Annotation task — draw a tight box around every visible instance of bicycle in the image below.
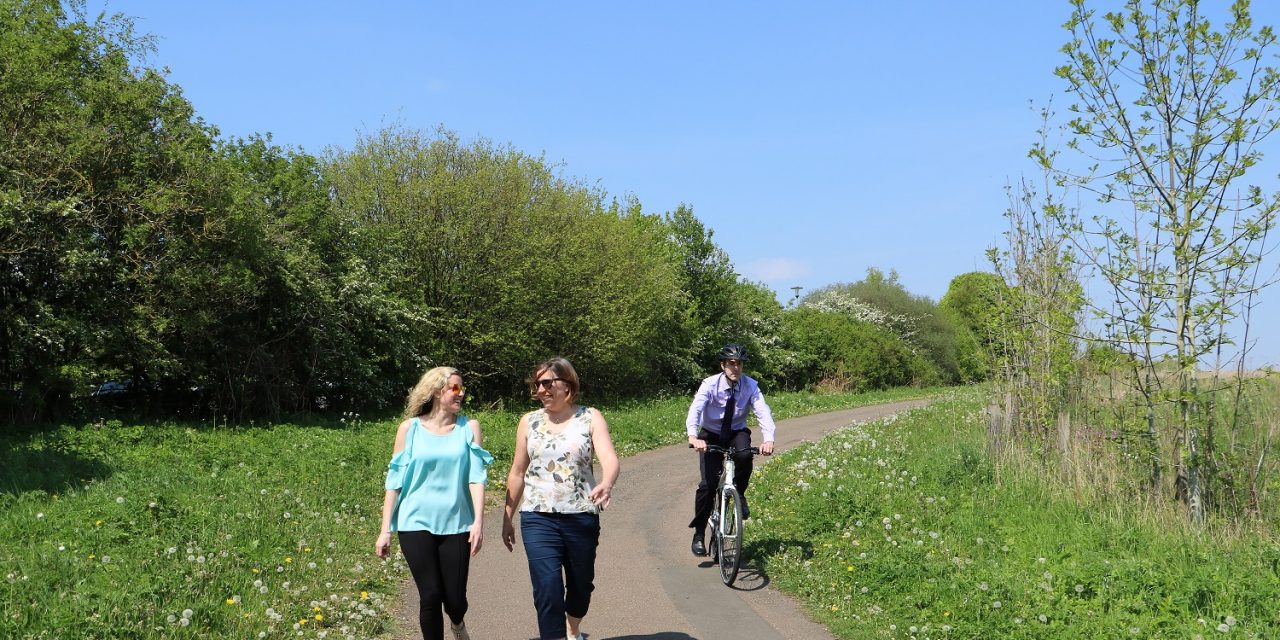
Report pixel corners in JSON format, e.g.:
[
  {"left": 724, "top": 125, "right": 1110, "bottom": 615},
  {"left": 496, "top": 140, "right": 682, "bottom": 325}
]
[{"left": 697, "top": 443, "right": 758, "bottom": 586}]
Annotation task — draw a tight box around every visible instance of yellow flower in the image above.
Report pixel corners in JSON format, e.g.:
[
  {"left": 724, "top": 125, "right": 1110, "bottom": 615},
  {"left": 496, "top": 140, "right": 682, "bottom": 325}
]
[
  {"left": 94, "top": 520, "right": 103, "bottom": 526},
  {"left": 285, "top": 557, "right": 292, "bottom": 563},
  {"left": 944, "top": 611, "right": 951, "bottom": 617},
  {"left": 831, "top": 605, "right": 839, "bottom": 612},
  {"left": 251, "top": 568, "right": 260, "bottom": 574},
  {"left": 360, "top": 591, "right": 369, "bottom": 600},
  {"left": 314, "top": 614, "right": 323, "bottom": 622},
  {"left": 87, "top": 554, "right": 95, "bottom": 560},
  {"left": 226, "top": 598, "right": 235, "bottom": 605},
  {"left": 847, "top": 565, "right": 854, "bottom": 571},
  {"left": 313, "top": 606, "right": 321, "bottom": 613},
  {"left": 297, "top": 619, "right": 306, "bottom": 625},
  {"left": 304, "top": 547, "right": 312, "bottom": 553}
]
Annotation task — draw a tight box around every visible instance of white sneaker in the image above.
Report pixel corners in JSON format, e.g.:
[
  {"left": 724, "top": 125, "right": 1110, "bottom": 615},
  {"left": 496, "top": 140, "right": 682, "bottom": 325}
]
[{"left": 449, "top": 622, "right": 471, "bottom": 640}]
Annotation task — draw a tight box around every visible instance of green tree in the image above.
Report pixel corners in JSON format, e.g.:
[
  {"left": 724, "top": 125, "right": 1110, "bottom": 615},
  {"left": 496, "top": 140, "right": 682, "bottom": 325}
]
[
  {"left": 1048, "top": 0, "right": 1280, "bottom": 522},
  {"left": 0, "top": 0, "right": 233, "bottom": 422}
]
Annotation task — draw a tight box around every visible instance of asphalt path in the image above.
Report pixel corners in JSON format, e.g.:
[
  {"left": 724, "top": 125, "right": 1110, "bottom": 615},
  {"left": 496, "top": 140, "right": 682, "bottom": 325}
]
[{"left": 389, "top": 398, "right": 932, "bottom": 640}]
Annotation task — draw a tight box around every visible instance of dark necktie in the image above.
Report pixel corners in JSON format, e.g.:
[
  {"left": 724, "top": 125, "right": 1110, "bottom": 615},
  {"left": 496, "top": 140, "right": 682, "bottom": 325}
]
[{"left": 719, "top": 384, "right": 736, "bottom": 443}]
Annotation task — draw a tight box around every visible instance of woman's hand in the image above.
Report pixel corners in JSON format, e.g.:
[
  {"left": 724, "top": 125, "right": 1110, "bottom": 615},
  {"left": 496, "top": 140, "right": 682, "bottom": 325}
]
[
  {"left": 468, "top": 522, "right": 483, "bottom": 557},
  {"left": 589, "top": 483, "right": 613, "bottom": 510},
  {"left": 374, "top": 532, "right": 392, "bottom": 558},
  {"left": 501, "top": 515, "right": 517, "bottom": 551}
]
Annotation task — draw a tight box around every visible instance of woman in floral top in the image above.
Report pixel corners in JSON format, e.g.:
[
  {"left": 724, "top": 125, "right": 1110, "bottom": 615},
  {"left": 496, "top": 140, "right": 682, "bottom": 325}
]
[{"left": 502, "top": 357, "right": 620, "bottom": 640}]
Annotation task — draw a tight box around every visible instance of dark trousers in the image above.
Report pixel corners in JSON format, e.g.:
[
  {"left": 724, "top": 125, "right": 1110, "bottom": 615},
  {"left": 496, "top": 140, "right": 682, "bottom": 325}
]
[
  {"left": 689, "top": 427, "right": 753, "bottom": 531},
  {"left": 398, "top": 530, "right": 470, "bottom": 640},
  {"left": 520, "top": 511, "right": 601, "bottom": 640}
]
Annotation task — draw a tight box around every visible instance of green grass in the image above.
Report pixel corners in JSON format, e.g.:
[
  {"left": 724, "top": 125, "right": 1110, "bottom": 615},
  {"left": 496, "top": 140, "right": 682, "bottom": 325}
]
[
  {"left": 748, "top": 387, "right": 1280, "bottom": 639},
  {"left": 0, "top": 385, "right": 939, "bottom": 639}
]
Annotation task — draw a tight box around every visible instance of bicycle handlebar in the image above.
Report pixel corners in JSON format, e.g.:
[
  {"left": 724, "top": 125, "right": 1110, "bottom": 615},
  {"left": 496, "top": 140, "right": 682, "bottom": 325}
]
[{"left": 689, "top": 443, "right": 760, "bottom": 455}]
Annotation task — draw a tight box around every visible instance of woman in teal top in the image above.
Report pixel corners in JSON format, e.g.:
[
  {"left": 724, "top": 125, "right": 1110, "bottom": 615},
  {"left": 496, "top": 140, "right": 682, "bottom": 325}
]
[{"left": 377, "top": 366, "right": 493, "bottom": 640}]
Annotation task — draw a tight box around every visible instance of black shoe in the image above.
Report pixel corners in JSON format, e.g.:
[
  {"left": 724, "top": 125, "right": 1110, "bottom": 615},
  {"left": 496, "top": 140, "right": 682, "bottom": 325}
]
[
  {"left": 741, "top": 496, "right": 750, "bottom": 519},
  {"left": 691, "top": 532, "right": 707, "bottom": 557}
]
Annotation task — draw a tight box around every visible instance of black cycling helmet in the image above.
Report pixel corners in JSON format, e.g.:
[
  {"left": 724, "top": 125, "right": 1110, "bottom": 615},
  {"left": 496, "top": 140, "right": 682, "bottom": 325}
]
[{"left": 717, "top": 343, "right": 749, "bottom": 361}]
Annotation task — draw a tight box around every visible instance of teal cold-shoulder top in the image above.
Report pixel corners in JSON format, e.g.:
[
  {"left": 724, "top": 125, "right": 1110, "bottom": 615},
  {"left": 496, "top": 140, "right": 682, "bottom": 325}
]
[{"left": 384, "top": 415, "right": 494, "bottom": 534}]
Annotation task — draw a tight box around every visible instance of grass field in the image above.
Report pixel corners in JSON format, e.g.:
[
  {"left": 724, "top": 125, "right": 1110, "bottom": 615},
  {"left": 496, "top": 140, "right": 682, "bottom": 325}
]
[
  {"left": 0, "top": 385, "right": 937, "bottom": 639},
  {"left": 748, "top": 387, "right": 1280, "bottom": 640}
]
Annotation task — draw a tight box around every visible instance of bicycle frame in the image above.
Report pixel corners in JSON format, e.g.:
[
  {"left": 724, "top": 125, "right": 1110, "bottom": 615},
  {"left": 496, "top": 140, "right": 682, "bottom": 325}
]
[{"left": 700, "top": 443, "right": 757, "bottom": 586}]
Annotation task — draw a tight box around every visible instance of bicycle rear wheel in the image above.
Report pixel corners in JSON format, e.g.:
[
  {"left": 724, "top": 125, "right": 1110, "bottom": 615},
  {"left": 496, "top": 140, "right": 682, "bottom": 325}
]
[{"left": 717, "top": 486, "right": 744, "bottom": 585}]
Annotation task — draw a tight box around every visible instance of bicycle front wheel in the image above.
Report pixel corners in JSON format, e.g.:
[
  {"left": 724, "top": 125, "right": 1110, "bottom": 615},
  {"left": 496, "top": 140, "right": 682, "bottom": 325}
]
[{"left": 717, "top": 486, "right": 744, "bottom": 585}]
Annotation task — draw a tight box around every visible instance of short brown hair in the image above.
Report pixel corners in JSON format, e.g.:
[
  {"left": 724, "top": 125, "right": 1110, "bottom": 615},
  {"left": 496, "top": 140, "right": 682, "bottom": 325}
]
[{"left": 527, "top": 357, "right": 580, "bottom": 402}]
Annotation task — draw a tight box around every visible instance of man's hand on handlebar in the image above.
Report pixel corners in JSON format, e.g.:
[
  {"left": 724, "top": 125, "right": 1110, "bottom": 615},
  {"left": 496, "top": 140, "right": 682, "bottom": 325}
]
[{"left": 689, "top": 436, "right": 707, "bottom": 452}]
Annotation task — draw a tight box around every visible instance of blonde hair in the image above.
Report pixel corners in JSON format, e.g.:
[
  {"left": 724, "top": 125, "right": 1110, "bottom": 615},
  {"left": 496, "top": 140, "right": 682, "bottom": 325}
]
[{"left": 402, "top": 366, "right": 459, "bottom": 420}]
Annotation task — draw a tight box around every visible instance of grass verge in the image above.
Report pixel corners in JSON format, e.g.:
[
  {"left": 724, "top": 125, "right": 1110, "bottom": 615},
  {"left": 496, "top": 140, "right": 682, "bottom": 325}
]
[{"left": 748, "top": 387, "right": 1280, "bottom": 639}]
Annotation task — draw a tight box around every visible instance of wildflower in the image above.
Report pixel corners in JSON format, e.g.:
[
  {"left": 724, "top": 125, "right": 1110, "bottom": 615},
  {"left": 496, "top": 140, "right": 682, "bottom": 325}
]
[
  {"left": 36, "top": 512, "right": 43, "bottom": 519},
  {"left": 1075, "top": 584, "right": 1084, "bottom": 593},
  {"left": 116, "top": 497, "right": 124, "bottom": 504},
  {"left": 992, "top": 601, "right": 1001, "bottom": 609},
  {"left": 1226, "top": 616, "right": 1237, "bottom": 626},
  {"left": 1217, "top": 623, "right": 1230, "bottom": 633},
  {"left": 182, "top": 609, "right": 193, "bottom": 619},
  {"left": 315, "top": 614, "right": 324, "bottom": 622},
  {"left": 226, "top": 598, "right": 236, "bottom": 605},
  {"left": 360, "top": 591, "right": 369, "bottom": 600}
]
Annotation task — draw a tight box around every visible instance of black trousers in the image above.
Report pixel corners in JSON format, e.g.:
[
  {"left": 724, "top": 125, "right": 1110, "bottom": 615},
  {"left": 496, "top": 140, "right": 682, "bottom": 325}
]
[
  {"left": 398, "top": 530, "right": 470, "bottom": 640},
  {"left": 689, "top": 427, "right": 753, "bottom": 531}
]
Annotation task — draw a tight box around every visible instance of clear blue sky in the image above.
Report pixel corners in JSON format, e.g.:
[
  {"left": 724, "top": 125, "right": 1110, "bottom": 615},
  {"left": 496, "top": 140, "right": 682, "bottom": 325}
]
[{"left": 91, "top": 1, "right": 1280, "bottom": 367}]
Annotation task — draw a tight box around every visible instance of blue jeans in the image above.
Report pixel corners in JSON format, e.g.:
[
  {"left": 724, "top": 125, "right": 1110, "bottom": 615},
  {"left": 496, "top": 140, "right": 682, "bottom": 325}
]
[{"left": 520, "top": 511, "right": 600, "bottom": 640}]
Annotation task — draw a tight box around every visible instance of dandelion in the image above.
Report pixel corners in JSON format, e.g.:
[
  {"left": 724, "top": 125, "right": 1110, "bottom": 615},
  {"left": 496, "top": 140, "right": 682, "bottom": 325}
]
[
  {"left": 182, "top": 609, "right": 193, "bottom": 619},
  {"left": 942, "top": 624, "right": 951, "bottom": 632},
  {"left": 36, "top": 512, "right": 43, "bottom": 519},
  {"left": 116, "top": 496, "right": 124, "bottom": 504},
  {"left": 101, "top": 555, "right": 111, "bottom": 563},
  {"left": 1075, "top": 584, "right": 1084, "bottom": 593},
  {"left": 179, "top": 618, "right": 190, "bottom": 627},
  {"left": 315, "top": 614, "right": 324, "bottom": 622},
  {"left": 1225, "top": 616, "right": 1237, "bottom": 626},
  {"left": 992, "top": 601, "right": 1001, "bottom": 609},
  {"left": 226, "top": 598, "right": 236, "bottom": 605},
  {"left": 978, "top": 582, "right": 988, "bottom": 591},
  {"left": 1129, "top": 627, "right": 1140, "bottom": 635},
  {"left": 1217, "top": 623, "right": 1230, "bottom": 633},
  {"left": 1039, "top": 614, "right": 1048, "bottom": 623},
  {"left": 360, "top": 591, "right": 369, "bottom": 600}
]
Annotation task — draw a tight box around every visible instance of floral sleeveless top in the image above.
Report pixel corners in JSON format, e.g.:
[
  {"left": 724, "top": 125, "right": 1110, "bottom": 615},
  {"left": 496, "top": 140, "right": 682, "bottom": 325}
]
[{"left": 521, "top": 405, "right": 599, "bottom": 514}]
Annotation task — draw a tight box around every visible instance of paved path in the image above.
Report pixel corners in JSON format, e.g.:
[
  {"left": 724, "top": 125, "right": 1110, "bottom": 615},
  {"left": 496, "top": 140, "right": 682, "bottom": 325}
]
[{"left": 390, "top": 399, "right": 932, "bottom": 640}]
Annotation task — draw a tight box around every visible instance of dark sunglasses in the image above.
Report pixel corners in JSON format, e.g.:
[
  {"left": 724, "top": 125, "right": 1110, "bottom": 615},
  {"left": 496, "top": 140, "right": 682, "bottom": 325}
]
[
  {"left": 444, "top": 383, "right": 466, "bottom": 395},
  {"left": 533, "top": 378, "right": 566, "bottom": 391}
]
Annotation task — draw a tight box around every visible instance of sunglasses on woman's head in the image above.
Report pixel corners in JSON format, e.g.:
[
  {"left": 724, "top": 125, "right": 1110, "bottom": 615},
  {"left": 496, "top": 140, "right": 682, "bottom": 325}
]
[{"left": 534, "top": 378, "right": 566, "bottom": 390}]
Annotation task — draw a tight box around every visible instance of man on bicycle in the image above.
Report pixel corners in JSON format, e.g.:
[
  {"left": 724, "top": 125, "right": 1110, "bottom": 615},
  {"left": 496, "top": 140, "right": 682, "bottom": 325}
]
[{"left": 686, "top": 343, "right": 776, "bottom": 557}]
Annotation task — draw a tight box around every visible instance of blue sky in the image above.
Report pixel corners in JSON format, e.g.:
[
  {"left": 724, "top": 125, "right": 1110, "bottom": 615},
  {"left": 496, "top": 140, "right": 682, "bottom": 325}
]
[{"left": 92, "top": 1, "right": 1280, "bottom": 366}]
